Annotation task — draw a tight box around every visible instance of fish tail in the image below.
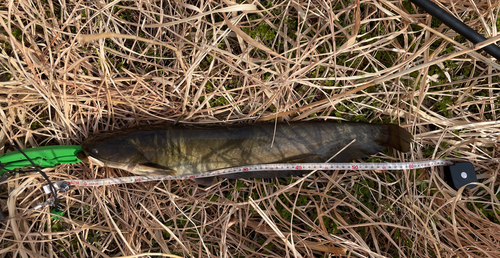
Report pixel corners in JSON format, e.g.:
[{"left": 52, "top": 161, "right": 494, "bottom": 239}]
[{"left": 377, "top": 124, "right": 413, "bottom": 152}]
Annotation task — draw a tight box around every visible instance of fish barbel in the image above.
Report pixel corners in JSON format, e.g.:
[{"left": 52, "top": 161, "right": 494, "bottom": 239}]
[{"left": 81, "top": 122, "right": 412, "bottom": 179}]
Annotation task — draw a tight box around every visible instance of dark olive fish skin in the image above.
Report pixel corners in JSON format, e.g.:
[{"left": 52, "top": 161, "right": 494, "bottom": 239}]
[{"left": 82, "top": 122, "right": 412, "bottom": 178}]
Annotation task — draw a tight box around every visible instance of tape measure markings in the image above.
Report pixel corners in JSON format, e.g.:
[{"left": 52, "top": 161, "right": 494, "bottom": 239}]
[{"left": 42, "top": 160, "right": 452, "bottom": 193}]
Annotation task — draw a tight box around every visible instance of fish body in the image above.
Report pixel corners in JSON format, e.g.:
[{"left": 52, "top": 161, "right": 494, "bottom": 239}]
[{"left": 81, "top": 122, "right": 412, "bottom": 178}]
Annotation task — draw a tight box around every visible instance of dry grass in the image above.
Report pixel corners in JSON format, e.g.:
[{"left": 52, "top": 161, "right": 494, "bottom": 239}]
[{"left": 1, "top": 0, "right": 499, "bottom": 257}]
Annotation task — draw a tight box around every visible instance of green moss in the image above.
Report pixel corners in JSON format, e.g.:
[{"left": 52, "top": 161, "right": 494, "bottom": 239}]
[
  {"left": 436, "top": 96, "right": 452, "bottom": 112},
  {"left": 402, "top": 1, "right": 416, "bottom": 14},
  {"left": 323, "top": 216, "right": 339, "bottom": 234},
  {"left": 235, "top": 181, "right": 244, "bottom": 190},
  {"left": 440, "top": 141, "right": 449, "bottom": 149},
  {"left": 51, "top": 221, "right": 64, "bottom": 232},
  {"left": 243, "top": 23, "right": 276, "bottom": 41},
  {"left": 12, "top": 27, "right": 22, "bottom": 41}
]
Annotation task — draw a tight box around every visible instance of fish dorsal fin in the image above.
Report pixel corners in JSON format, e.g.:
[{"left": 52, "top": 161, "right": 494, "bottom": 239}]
[{"left": 132, "top": 163, "right": 176, "bottom": 175}]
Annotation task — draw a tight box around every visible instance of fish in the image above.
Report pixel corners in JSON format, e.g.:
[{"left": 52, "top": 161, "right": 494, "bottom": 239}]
[{"left": 81, "top": 122, "right": 412, "bottom": 180}]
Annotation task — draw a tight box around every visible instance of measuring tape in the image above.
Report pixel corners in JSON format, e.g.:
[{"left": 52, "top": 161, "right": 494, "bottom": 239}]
[{"left": 43, "top": 160, "right": 453, "bottom": 193}]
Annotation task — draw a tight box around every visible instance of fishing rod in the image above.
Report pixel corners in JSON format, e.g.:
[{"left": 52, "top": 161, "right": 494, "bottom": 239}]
[{"left": 409, "top": 0, "right": 500, "bottom": 60}]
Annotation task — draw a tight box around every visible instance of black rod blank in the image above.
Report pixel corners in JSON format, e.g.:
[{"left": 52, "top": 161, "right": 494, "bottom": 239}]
[{"left": 410, "top": 0, "right": 500, "bottom": 60}]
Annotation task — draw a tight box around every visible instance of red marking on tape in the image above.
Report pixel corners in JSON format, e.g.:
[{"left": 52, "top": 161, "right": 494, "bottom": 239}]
[
  {"left": 242, "top": 168, "right": 249, "bottom": 172},
  {"left": 325, "top": 167, "right": 328, "bottom": 169},
  {"left": 135, "top": 178, "right": 141, "bottom": 182},
  {"left": 382, "top": 166, "right": 386, "bottom": 169},
  {"left": 84, "top": 182, "right": 87, "bottom": 186},
  {"left": 189, "top": 175, "right": 195, "bottom": 178},
  {"left": 296, "top": 166, "right": 302, "bottom": 170},
  {"left": 352, "top": 165, "right": 359, "bottom": 170},
  {"left": 408, "top": 164, "right": 414, "bottom": 169}
]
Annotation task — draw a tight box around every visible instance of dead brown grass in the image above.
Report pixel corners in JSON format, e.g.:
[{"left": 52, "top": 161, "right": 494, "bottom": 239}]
[{"left": 1, "top": 0, "right": 500, "bottom": 257}]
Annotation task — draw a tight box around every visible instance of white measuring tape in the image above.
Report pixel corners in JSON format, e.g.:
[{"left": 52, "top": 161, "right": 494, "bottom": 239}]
[{"left": 43, "top": 159, "right": 452, "bottom": 194}]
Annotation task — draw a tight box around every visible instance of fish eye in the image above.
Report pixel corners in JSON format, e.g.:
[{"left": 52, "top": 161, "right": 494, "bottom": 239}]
[{"left": 92, "top": 149, "right": 98, "bottom": 154}]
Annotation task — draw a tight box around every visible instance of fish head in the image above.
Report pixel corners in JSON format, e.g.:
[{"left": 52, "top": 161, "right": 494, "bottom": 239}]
[
  {"left": 81, "top": 132, "right": 142, "bottom": 170},
  {"left": 81, "top": 131, "right": 176, "bottom": 176}
]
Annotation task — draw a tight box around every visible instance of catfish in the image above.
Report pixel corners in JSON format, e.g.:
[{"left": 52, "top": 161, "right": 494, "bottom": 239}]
[{"left": 81, "top": 122, "right": 412, "bottom": 181}]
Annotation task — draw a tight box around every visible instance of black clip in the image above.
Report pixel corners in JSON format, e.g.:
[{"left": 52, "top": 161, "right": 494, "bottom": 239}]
[{"left": 444, "top": 162, "right": 477, "bottom": 190}]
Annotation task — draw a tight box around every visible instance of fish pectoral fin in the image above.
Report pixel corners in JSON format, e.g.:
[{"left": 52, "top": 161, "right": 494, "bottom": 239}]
[{"left": 134, "top": 163, "right": 177, "bottom": 175}]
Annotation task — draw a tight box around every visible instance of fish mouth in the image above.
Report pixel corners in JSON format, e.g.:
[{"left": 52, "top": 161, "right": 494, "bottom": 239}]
[{"left": 76, "top": 151, "right": 89, "bottom": 164}]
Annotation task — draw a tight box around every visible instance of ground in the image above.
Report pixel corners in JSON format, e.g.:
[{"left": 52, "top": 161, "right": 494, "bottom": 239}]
[{"left": 0, "top": 0, "right": 499, "bottom": 257}]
